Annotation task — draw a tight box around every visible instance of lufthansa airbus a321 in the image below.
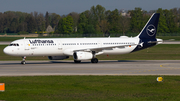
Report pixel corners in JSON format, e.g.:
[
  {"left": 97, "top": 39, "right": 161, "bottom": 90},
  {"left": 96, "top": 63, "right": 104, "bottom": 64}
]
[{"left": 3, "top": 13, "right": 163, "bottom": 64}]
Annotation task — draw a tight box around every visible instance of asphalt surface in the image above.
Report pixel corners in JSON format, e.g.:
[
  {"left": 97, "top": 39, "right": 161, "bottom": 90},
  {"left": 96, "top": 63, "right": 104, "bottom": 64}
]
[
  {"left": 0, "top": 41, "right": 10, "bottom": 45},
  {"left": 0, "top": 60, "right": 180, "bottom": 76}
]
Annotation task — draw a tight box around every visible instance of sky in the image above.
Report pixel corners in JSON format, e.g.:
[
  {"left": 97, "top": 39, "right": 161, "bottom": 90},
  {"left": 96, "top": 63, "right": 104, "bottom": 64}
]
[{"left": 0, "top": 0, "right": 180, "bottom": 15}]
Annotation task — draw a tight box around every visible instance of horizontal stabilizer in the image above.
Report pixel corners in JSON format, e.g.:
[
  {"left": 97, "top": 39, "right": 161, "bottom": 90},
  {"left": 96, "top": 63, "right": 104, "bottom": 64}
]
[{"left": 148, "top": 39, "right": 163, "bottom": 44}]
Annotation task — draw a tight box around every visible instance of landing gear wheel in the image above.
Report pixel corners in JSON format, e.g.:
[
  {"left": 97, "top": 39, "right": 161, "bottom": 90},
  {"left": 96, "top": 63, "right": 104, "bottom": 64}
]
[
  {"left": 21, "top": 61, "right": 26, "bottom": 65},
  {"left": 91, "top": 58, "right": 98, "bottom": 63},
  {"left": 21, "top": 56, "right": 26, "bottom": 65},
  {"left": 74, "top": 60, "right": 81, "bottom": 63}
]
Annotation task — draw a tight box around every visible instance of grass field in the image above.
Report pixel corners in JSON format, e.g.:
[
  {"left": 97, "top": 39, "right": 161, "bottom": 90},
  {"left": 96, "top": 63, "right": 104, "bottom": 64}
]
[
  {"left": 1, "top": 44, "right": 180, "bottom": 60},
  {"left": 0, "top": 76, "right": 180, "bottom": 101}
]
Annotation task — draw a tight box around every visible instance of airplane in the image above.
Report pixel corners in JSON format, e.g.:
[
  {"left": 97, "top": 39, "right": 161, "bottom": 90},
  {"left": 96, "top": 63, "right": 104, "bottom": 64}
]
[{"left": 3, "top": 13, "right": 163, "bottom": 64}]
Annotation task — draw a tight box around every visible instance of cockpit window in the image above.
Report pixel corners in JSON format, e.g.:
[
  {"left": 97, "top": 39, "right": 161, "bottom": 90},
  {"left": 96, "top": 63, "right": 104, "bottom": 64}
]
[{"left": 9, "top": 43, "right": 19, "bottom": 46}]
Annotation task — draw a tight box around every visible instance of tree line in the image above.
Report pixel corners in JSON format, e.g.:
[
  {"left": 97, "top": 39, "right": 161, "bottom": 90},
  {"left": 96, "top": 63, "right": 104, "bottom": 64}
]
[
  {"left": 0, "top": 11, "right": 60, "bottom": 34},
  {"left": 1, "top": 5, "right": 180, "bottom": 35}
]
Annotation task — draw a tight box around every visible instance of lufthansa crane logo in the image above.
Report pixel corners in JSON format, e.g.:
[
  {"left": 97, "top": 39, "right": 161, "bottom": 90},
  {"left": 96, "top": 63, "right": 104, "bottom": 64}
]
[{"left": 146, "top": 24, "right": 156, "bottom": 36}]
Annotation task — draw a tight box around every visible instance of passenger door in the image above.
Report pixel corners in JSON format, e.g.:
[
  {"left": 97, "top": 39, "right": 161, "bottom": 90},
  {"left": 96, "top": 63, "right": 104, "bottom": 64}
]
[
  {"left": 57, "top": 40, "right": 62, "bottom": 50},
  {"left": 24, "top": 40, "right": 30, "bottom": 50},
  {"left": 98, "top": 41, "right": 102, "bottom": 48}
]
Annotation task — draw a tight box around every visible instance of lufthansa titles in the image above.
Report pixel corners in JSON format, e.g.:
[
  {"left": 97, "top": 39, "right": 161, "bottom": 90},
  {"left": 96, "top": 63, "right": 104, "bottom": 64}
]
[{"left": 29, "top": 40, "right": 54, "bottom": 44}]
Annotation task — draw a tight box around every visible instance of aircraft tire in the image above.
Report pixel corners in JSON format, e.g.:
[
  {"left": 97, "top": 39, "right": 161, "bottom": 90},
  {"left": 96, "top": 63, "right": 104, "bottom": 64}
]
[
  {"left": 91, "top": 58, "right": 98, "bottom": 63},
  {"left": 21, "top": 61, "right": 26, "bottom": 65}
]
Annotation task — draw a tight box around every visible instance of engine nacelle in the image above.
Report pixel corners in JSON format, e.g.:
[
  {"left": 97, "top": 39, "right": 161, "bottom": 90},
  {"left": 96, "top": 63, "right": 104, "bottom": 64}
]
[
  {"left": 73, "top": 51, "right": 93, "bottom": 60},
  {"left": 48, "top": 56, "right": 69, "bottom": 60}
]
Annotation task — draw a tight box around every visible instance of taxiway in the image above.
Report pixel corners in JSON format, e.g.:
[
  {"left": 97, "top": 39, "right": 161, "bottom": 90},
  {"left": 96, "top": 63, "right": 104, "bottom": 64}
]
[{"left": 0, "top": 60, "right": 179, "bottom": 76}]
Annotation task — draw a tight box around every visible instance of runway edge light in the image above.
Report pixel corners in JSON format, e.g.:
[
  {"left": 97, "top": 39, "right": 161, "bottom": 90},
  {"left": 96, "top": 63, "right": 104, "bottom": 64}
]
[
  {"left": 157, "top": 77, "right": 163, "bottom": 82},
  {"left": 0, "top": 83, "right": 5, "bottom": 92}
]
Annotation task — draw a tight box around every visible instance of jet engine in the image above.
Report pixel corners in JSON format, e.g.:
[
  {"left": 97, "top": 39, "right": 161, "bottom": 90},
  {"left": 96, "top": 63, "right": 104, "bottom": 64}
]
[
  {"left": 73, "top": 51, "right": 93, "bottom": 60},
  {"left": 48, "top": 56, "right": 69, "bottom": 60}
]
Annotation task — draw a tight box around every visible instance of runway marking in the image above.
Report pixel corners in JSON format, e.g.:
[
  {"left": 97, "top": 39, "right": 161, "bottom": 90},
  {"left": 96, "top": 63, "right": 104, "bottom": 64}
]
[{"left": 160, "top": 64, "right": 180, "bottom": 70}]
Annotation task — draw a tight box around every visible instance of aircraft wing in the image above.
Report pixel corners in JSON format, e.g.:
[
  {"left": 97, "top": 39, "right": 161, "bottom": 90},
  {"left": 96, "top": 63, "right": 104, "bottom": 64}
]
[{"left": 73, "top": 43, "right": 137, "bottom": 53}]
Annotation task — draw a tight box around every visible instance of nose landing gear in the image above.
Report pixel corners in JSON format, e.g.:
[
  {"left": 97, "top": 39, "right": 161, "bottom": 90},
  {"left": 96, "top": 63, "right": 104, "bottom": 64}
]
[{"left": 21, "top": 56, "right": 26, "bottom": 65}]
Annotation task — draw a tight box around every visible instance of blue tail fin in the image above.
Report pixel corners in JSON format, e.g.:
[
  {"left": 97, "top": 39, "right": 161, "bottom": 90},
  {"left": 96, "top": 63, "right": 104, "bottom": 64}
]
[
  {"left": 132, "top": 13, "right": 161, "bottom": 52},
  {"left": 137, "top": 13, "right": 160, "bottom": 39}
]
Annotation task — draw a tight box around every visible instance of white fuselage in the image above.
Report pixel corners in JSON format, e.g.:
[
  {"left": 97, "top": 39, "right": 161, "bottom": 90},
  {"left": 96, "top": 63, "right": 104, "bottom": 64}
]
[{"left": 3, "top": 37, "right": 140, "bottom": 57}]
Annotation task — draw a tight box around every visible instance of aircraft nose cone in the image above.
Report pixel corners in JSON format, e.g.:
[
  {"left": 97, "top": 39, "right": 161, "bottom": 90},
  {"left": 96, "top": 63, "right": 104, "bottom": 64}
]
[{"left": 3, "top": 47, "right": 11, "bottom": 55}]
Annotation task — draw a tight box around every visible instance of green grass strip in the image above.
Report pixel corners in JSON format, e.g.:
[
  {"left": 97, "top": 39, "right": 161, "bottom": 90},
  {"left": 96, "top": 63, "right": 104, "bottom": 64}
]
[{"left": 0, "top": 76, "right": 180, "bottom": 101}]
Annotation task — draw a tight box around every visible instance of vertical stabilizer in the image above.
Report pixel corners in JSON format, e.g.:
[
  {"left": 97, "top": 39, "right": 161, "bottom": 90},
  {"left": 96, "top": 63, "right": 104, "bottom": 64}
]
[{"left": 137, "top": 13, "right": 160, "bottom": 39}]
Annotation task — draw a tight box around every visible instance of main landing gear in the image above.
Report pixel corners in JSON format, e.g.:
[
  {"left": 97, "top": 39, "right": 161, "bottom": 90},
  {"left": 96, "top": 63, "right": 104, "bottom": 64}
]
[
  {"left": 91, "top": 51, "right": 98, "bottom": 63},
  {"left": 91, "top": 58, "right": 98, "bottom": 63},
  {"left": 21, "top": 56, "right": 26, "bottom": 65}
]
